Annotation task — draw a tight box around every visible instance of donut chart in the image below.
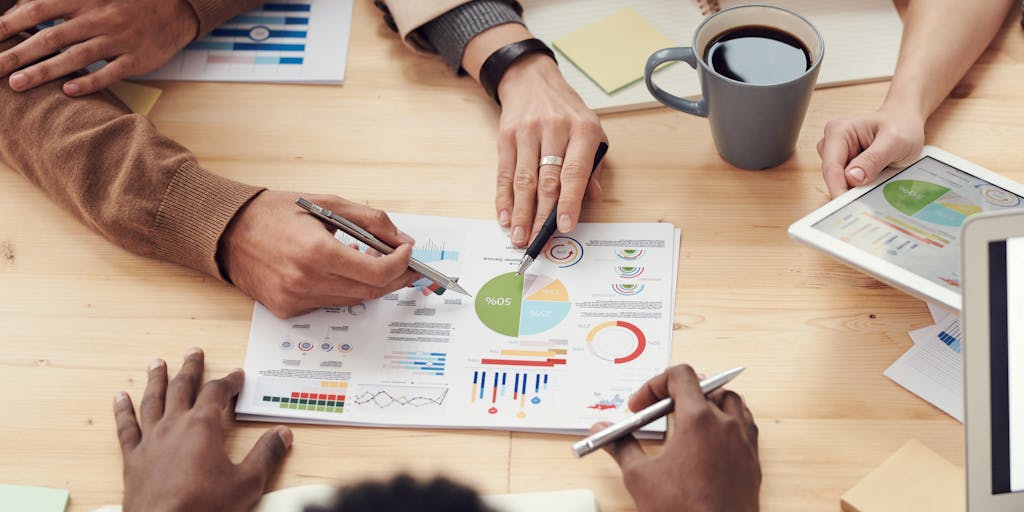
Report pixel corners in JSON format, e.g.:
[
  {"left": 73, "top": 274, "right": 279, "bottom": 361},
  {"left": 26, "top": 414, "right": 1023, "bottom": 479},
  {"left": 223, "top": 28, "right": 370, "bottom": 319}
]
[
  {"left": 475, "top": 272, "right": 571, "bottom": 337},
  {"left": 587, "top": 321, "right": 646, "bottom": 364}
]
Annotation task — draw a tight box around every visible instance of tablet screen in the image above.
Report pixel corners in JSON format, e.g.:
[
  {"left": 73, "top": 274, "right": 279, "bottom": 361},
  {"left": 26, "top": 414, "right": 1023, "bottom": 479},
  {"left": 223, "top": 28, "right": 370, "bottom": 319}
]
[
  {"left": 990, "top": 236, "right": 1024, "bottom": 494},
  {"left": 813, "top": 157, "right": 1024, "bottom": 292}
]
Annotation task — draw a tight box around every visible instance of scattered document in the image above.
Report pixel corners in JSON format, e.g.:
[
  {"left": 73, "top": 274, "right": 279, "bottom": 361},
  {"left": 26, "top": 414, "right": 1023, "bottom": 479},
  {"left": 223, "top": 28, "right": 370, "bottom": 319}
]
[
  {"left": 553, "top": 8, "right": 675, "bottom": 94},
  {"left": 140, "top": 0, "right": 353, "bottom": 84},
  {"left": 884, "top": 313, "right": 963, "bottom": 421},
  {"left": 237, "top": 214, "right": 680, "bottom": 437}
]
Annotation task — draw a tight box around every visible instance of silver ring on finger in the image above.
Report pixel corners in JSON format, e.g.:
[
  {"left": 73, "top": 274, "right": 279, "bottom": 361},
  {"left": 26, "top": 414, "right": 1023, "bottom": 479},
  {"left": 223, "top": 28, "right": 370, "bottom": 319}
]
[{"left": 539, "top": 155, "right": 564, "bottom": 167}]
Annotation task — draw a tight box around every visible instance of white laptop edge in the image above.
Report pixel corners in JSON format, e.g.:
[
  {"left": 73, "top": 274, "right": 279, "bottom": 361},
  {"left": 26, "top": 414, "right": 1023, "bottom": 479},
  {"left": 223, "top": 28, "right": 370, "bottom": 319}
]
[
  {"left": 788, "top": 146, "right": 1024, "bottom": 311},
  {"left": 963, "top": 210, "right": 1024, "bottom": 510}
]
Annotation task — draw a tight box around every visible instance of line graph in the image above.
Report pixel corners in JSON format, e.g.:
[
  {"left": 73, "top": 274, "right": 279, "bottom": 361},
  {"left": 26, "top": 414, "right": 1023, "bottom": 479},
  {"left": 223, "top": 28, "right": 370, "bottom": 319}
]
[{"left": 352, "top": 385, "right": 449, "bottom": 408}]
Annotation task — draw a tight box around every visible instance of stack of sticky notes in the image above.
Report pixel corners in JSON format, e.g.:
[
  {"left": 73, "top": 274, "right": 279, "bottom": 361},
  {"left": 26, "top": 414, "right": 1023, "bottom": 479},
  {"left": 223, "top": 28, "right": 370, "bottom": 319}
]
[
  {"left": 0, "top": 484, "right": 69, "bottom": 512},
  {"left": 840, "top": 439, "right": 964, "bottom": 512},
  {"left": 552, "top": 8, "right": 675, "bottom": 94}
]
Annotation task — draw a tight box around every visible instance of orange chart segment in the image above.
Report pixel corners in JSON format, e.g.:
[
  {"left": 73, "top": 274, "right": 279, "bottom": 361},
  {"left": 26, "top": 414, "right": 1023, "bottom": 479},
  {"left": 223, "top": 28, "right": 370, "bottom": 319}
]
[
  {"left": 524, "top": 275, "right": 570, "bottom": 302},
  {"left": 587, "top": 321, "right": 647, "bottom": 364}
]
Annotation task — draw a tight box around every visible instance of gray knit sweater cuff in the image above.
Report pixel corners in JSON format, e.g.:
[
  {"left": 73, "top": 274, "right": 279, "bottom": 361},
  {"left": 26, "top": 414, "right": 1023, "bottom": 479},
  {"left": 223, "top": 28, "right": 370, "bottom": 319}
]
[{"left": 419, "top": 0, "right": 524, "bottom": 74}]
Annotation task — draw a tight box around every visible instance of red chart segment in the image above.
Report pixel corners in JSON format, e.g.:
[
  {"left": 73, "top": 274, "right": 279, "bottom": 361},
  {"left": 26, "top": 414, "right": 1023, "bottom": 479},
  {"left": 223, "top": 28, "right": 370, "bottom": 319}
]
[{"left": 586, "top": 321, "right": 646, "bottom": 364}]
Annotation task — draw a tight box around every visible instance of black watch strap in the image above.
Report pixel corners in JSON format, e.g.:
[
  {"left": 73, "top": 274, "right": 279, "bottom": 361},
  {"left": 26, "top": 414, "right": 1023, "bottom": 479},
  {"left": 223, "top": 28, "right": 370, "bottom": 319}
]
[{"left": 479, "top": 38, "right": 556, "bottom": 106}]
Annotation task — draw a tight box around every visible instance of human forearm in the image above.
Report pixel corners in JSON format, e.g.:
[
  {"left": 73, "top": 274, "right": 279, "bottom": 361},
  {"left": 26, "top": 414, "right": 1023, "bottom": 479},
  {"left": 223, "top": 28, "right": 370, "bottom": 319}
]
[
  {"left": 0, "top": 35, "right": 262, "bottom": 278},
  {"left": 884, "top": 0, "right": 1014, "bottom": 118}
]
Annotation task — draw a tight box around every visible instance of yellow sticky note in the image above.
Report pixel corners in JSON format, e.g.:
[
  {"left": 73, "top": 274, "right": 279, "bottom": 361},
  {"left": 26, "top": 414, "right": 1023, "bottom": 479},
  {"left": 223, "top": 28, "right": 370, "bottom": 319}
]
[
  {"left": 108, "top": 81, "right": 163, "bottom": 116},
  {"left": 553, "top": 8, "right": 675, "bottom": 94}
]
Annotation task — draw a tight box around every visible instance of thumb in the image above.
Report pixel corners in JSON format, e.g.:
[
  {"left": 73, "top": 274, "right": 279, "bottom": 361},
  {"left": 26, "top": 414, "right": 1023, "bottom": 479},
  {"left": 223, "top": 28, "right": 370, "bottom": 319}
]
[
  {"left": 589, "top": 422, "right": 648, "bottom": 470},
  {"left": 239, "top": 426, "right": 292, "bottom": 487},
  {"left": 843, "top": 135, "right": 910, "bottom": 188}
]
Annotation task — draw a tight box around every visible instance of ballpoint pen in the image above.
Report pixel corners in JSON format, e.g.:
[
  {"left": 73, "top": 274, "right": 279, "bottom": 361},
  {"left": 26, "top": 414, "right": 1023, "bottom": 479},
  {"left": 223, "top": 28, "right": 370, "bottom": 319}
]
[
  {"left": 571, "top": 367, "right": 745, "bottom": 458},
  {"left": 515, "top": 141, "right": 610, "bottom": 276},
  {"left": 295, "top": 198, "right": 471, "bottom": 297}
]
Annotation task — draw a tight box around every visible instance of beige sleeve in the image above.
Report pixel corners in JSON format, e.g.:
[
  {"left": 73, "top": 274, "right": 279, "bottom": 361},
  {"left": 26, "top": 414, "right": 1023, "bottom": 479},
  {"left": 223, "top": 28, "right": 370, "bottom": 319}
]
[
  {"left": 381, "top": 0, "right": 478, "bottom": 53},
  {"left": 0, "top": 35, "right": 264, "bottom": 280}
]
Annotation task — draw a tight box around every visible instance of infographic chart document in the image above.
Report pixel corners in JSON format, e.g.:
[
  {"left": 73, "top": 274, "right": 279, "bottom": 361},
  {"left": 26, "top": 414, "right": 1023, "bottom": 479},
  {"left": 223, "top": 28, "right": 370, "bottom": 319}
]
[
  {"left": 237, "top": 214, "right": 680, "bottom": 436},
  {"left": 140, "top": 0, "right": 353, "bottom": 83},
  {"left": 814, "top": 156, "right": 1024, "bottom": 291}
]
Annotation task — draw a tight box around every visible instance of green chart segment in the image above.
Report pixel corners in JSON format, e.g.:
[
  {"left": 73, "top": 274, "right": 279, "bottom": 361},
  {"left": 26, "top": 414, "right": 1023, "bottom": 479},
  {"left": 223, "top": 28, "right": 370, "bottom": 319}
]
[{"left": 476, "top": 272, "right": 572, "bottom": 337}]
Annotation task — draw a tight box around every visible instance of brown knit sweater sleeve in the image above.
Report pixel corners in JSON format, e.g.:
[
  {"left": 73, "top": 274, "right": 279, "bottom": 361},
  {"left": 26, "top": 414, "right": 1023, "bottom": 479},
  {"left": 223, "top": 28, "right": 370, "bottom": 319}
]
[
  {"left": 0, "top": 33, "right": 264, "bottom": 280},
  {"left": 185, "top": 0, "right": 268, "bottom": 37}
]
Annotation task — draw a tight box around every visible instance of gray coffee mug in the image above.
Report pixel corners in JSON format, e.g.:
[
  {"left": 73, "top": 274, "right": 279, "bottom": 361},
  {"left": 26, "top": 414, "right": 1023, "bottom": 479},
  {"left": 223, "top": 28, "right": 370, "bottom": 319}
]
[{"left": 644, "top": 5, "right": 823, "bottom": 170}]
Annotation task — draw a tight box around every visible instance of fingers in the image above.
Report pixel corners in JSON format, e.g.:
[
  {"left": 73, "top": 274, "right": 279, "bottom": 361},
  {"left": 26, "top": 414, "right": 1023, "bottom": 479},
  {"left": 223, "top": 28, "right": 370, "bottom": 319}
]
[
  {"left": 588, "top": 422, "right": 648, "bottom": 471},
  {"left": 323, "top": 240, "right": 415, "bottom": 292},
  {"left": 712, "top": 389, "right": 759, "bottom": 453},
  {"left": 532, "top": 128, "right": 570, "bottom": 238},
  {"left": 112, "top": 391, "right": 141, "bottom": 458},
  {"left": 495, "top": 130, "right": 516, "bottom": 228},
  {"left": 64, "top": 52, "right": 131, "bottom": 96},
  {"left": 3, "top": 19, "right": 103, "bottom": 90},
  {"left": 11, "top": 37, "right": 111, "bottom": 93},
  {"left": 842, "top": 132, "right": 911, "bottom": 189},
  {"left": 164, "top": 347, "right": 205, "bottom": 416},
  {"left": 628, "top": 364, "right": 706, "bottom": 414},
  {"left": 195, "top": 369, "right": 245, "bottom": 411},
  {"left": 555, "top": 135, "right": 603, "bottom": 233},
  {"left": 316, "top": 196, "right": 413, "bottom": 248},
  {"left": 0, "top": 0, "right": 63, "bottom": 47},
  {"left": 509, "top": 132, "right": 540, "bottom": 246},
  {"left": 239, "top": 426, "right": 293, "bottom": 489},
  {"left": 139, "top": 358, "right": 168, "bottom": 433},
  {"left": 818, "top": 121, "right": 857, "bottom": 198}
]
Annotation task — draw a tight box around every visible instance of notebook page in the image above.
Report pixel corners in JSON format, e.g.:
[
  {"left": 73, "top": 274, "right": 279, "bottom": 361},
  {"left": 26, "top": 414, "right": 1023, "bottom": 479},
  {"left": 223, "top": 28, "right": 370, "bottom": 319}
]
[
  {"left": 718, "top": 0, "right": 903, "bottom": 88},
  {"left": 521, "top": 0, "right": 706, "bottom": 114}
]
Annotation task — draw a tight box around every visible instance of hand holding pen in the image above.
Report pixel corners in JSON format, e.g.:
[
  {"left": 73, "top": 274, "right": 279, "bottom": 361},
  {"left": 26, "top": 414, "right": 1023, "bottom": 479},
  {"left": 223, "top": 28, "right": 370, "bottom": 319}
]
[
  {"left": 221, "top": 191, "right": 422, "bottom": 319},
  {"left": 587, "top": 365, "right": 761, "bottom": 512}
]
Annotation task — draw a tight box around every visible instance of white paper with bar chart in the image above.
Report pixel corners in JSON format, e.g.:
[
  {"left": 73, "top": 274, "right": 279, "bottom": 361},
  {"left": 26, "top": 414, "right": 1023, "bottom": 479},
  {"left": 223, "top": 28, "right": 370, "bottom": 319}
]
[
  {"left": 140, "top": 0, "right": 352, "bottom": 84},
  {"left": 236, "top": 214, "right": 680, "bottom": 436}
]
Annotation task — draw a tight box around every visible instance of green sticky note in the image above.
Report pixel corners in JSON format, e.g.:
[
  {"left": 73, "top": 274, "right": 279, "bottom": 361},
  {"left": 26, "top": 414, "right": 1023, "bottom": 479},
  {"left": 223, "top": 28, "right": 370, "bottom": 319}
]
[
  {"left": 0, "top": 484, "right": 70, "bottom": 512},
  {"left": 553, "top": 8, "right": 675, "bottom": 94}
]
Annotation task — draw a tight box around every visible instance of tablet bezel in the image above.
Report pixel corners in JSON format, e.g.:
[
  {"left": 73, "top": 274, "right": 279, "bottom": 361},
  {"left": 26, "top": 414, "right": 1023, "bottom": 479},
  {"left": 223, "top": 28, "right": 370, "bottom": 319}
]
[
  {"left": 963, "top": 211, "right": 1024, "bottom": 511},
  {"left": 788, "top": 146, "right": 1024, "bottom": 311}
]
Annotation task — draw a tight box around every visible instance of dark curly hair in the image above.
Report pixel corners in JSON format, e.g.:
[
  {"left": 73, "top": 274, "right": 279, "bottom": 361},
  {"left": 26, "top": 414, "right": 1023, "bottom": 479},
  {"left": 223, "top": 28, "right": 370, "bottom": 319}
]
[{"left": 305, "top": 474, "right": 493, "bottom": 512}]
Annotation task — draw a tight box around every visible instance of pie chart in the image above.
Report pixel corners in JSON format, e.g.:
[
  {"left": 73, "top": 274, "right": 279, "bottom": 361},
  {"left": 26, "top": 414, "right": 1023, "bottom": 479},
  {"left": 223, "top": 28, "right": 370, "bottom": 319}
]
[
  {"left": 587, "top": 321, "right": 646, "bottom": 364},
  {"left": 475, "top": 272, "right": 571, "bottom": 337}
]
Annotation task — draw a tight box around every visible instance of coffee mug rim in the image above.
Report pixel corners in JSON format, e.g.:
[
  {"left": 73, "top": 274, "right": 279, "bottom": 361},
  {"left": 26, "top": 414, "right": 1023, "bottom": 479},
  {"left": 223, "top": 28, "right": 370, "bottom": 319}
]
[{"left": 692, "top": 4, "right": 825, "bottom": 89}]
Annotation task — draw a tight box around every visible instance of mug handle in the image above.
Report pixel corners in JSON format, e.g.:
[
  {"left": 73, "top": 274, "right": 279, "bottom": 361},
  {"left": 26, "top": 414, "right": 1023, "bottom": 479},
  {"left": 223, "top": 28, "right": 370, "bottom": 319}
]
[{"left": 644, "top": 47, "right": 709, "bottom": 118}]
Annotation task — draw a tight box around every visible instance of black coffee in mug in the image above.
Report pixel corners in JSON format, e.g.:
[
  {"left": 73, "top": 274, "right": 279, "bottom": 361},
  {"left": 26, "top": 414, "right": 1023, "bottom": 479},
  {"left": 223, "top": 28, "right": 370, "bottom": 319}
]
[{"left": 704, "top": 26, "right": 811, "bottom": 85}]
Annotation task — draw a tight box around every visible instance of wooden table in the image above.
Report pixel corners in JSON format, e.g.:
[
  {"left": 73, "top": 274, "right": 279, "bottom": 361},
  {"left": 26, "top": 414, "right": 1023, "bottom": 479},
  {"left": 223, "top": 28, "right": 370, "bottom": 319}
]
[{"left": 2, "top": 2, "right": 1023, "bottom": 510}]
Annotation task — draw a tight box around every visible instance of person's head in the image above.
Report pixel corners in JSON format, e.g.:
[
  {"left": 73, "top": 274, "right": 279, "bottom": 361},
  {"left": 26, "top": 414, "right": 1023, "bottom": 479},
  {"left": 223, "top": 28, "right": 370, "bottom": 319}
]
[{"left": 306, "top": 474, "right": 492, "bottom": 512}]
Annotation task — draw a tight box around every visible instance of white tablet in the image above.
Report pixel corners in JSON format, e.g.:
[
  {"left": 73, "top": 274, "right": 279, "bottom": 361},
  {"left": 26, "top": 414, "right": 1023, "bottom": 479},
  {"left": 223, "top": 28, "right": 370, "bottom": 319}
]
[
  {"left": 962, "top": 211, "right": 1024, "bottom": 510},
  {"left": 789, "top": 146, "right": 1024, "bottom": 310}
]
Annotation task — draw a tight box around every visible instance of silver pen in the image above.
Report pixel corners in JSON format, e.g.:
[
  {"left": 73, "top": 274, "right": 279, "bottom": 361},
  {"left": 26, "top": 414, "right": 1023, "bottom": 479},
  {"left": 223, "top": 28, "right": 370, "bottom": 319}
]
[
  {"left": 296, "top": 198, "right": 470, "bottom": 297},
  {"left": 572, "top": 367, "right": 745, "bottom": 458}
]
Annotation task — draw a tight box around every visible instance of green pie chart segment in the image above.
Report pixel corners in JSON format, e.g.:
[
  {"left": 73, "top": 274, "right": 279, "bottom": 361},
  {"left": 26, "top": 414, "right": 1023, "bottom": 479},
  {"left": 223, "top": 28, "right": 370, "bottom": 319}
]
[
  {"left": 475, "top": 272, "right": 572, "bottom": 337},
  {"left": 475, "top": 272, "right": 524, "bottom": 337}
]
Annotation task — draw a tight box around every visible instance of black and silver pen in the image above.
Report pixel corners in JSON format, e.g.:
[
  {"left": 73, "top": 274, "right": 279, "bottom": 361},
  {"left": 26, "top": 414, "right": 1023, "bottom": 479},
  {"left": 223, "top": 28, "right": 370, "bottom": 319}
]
[
  {"left": 515, "top": 142, "right": 609, "bottom": 276},
  {"left": 571, "top": 367, "right": 745, "bottom": 458},
  {"left": 296, "top": 198, "right": 470, "bottom": 297}
]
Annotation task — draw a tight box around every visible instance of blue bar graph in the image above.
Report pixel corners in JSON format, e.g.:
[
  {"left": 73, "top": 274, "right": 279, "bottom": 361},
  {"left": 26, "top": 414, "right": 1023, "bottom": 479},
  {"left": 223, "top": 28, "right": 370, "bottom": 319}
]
[
  {"left": 264, "top": 2, "right": 311, "bottom": 11},
  {"left": 211, "top": 29, "right": 308, "bottom": 39},
  {"left": 189, "top": 42, "right": 306, "bottom": 52},
  {"left": 383, "top": 351, "right": 446, "bottom": 376}
]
